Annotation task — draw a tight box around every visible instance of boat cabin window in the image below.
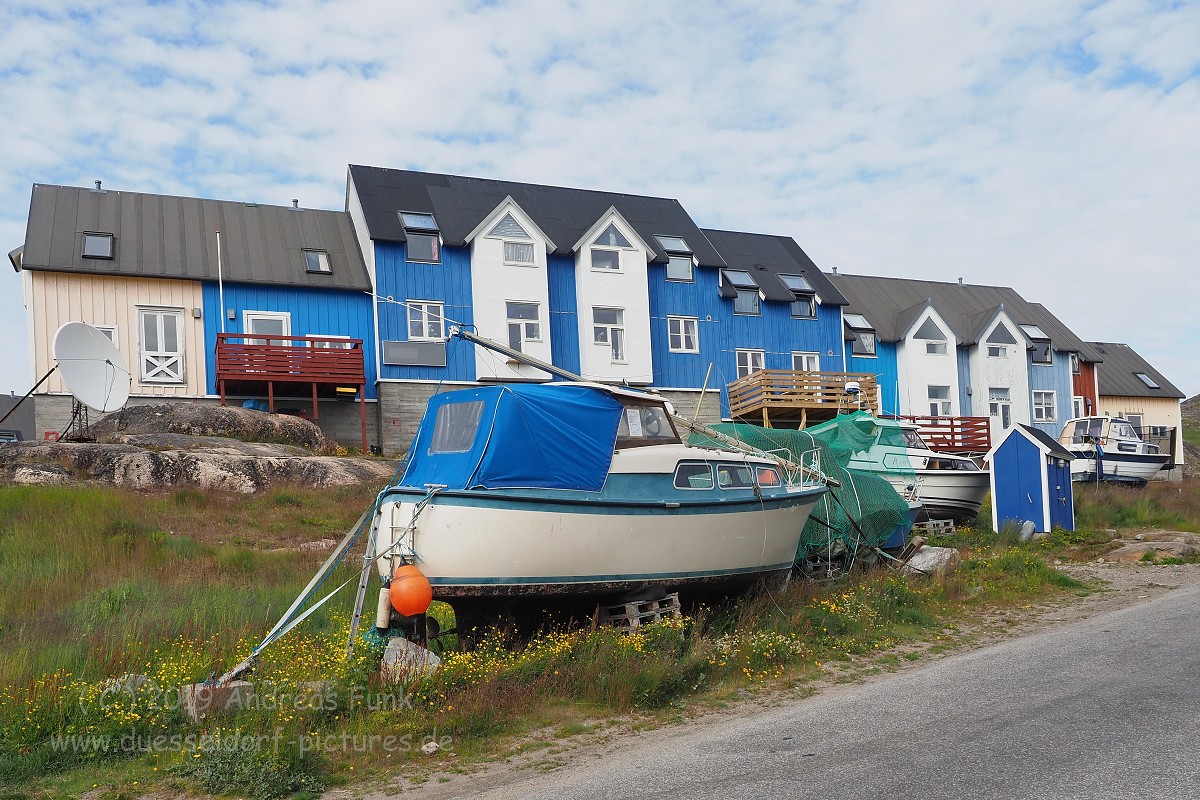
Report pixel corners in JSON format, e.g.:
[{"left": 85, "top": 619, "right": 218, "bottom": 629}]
[
  {"left": 756, "top": 467, "right": 781, "bottom": 486},
  {"left": 615, "top": 402, "right": 680, "bottom": 448},
  {"left": 716, "top": 463, "right": 755, "bottom": 488},
  {"left": 673, "top": 462, "right": 714, "bottom": 489},
  {"left": 1069, "top": 418, "right": 1104, "bottom": 443},
  {"left": 902, "top": 430, "right": 928, "bottom": 449},
  {"left": 429, "top": 400, "right": 485, "bottom": 454},
  {"left": 926, "top": 457, "right": 979, "bottom": 472},
  {"left": 1110, "top": 422, "right": 1139, "bottom": 441}
]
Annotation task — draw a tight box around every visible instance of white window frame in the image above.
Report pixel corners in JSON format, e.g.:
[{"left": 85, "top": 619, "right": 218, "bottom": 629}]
[
  {"left": 736, "top": 349, "right": 765, "bottom": 379},
  {"left": 506, "top": 301, "right": 541, "bottom": 352},
  {"left": 926, "top": 340, "right": 948, "bottom": 355},
  {"left": 665, "top": 254, "right": 694, "bottom": 282},
  {"left": 590, "top": 247, "right": 622, "bottom": 271},
  {"left": 407, "top": 300, "right": 445, "bottom": 342},
  {"left": 928, "top": 385, "right": 952, "bottom": 416},
  {"left": 1072, "top": 395, "right": 1086, "bottom": 419},
  {"left": 1125, "top": 413, "right": 1144, "bottom": 431},
  {"left": 243, "top": 310, "right": 292, "bottom": 346},
  {"left": 792, "top": 351, "right": 820, "bottom": 371},
  {"left": 93, "top": 324, "right": 118, "bottom": 347},
  {"left": 1032, "top": 390, "right": 1057, "bottom": 422},
  {"left": 989, "top": 387, "right": 1012, "bottom": 429},
  {"left": 593, "top": 307, "right": 625, "bottom": 363},
  {"left": 987, "top": 345, "right": 1007, "bottom": 358},
  {"left": 138, "top": 307, "right": 185, "bottom": 384},
  {"left": 667, "top": 316, "right": 699, "bottom": 354},
  {"left": 502, "top": 241, "right": 536, "bottom": 266}
]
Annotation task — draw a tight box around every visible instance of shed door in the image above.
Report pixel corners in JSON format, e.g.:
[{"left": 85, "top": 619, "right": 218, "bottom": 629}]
[
  {"left": 1014, "top": 442, "right": 1046, "bottom": 530},
  {"left": 1049, "top": 460, "right": 1074, "bottom": 531}
]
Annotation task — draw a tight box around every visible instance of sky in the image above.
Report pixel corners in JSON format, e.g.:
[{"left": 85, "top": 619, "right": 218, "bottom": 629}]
[{"left": 1, "top": 0, "right": 1197, "bottom": 401}]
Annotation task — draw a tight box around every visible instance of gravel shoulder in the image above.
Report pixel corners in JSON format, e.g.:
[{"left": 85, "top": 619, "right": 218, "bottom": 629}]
[{"left": 343, "top": 559, "right": 1200, "bottom": 800}]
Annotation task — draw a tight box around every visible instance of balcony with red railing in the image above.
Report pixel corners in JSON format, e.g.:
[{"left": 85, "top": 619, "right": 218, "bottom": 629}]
[{"left": 214, "top": 333, "right": 368, "bottom": 451}]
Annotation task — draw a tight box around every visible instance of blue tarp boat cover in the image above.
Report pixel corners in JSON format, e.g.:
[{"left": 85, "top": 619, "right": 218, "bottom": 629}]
[{"left": 398, "top": 384, "right": 624, "bottom": 491}]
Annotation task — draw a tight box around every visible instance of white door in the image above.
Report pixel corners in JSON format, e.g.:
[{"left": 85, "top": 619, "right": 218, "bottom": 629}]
[{"left": 244, "top": 311, "right": 291, "bottom": 346}]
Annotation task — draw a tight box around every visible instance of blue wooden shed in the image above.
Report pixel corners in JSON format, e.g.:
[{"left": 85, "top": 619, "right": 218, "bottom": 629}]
[{"left": 987, "top": 424, "right": 1075, "bottom": 533}]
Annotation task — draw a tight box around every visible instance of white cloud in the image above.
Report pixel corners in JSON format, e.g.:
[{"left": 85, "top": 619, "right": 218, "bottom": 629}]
[{"left": 0, "top": 0, "right": 1196, "bottom": 401}]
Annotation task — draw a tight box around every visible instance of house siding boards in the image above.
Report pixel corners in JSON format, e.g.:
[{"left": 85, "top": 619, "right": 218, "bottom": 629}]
[
  {"left": 200, "top": 282, "right": 377, "bottom": 397},
  {"left": 846, "top": 342, "right": 899, "bottom": 416},
  {"left": 375, "top": 242, "right": 475, "bottom": 382},
  {"left": 1027, "top": 352, "right": 1072, "bottom": 437},
  {"left": 26, "top": 271, "right": 207, "bottom": 397},
  {"left": 546, "top": 253, "right": 581, "bottom": 377},
  {"left": 650, "top": 229, "right": 845, "bottom": 418},
  {"left": 957, "top": 347, "right": 973, "bottom": 415}
]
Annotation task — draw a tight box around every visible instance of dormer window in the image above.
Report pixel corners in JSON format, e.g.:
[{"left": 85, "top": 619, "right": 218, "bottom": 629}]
[
  {"left": 303, "top": 249, "right": 331, "bottom": 274},
  {"left": 780, "top": 274, "right": 816, "bottom": 318},
  {"left": 914, "top": 318, "right": 947, "bottom": 354},
  {"left": 590, "top": 223, "right": 630, "bottom": 271},
  {"left": 845, "top": 313, "right": 876, "bottom": 356},
  {"left": 399, "top": 211, "right": 440, "bottom": 263},
  {"left": 720, "top": 269, "right": 760, "bottom": 315},
  {"left": 82, "top": 232, "right": 114, "bottom": 260},
  {"left": 488, "top": 213, "right": 536, "bottom": 265},
  {"left": 655, "top": 235, "right": 694, "bottom": 282},
  {"left": 1020, "top": 324, "right": 1052, "bottom": 365}
]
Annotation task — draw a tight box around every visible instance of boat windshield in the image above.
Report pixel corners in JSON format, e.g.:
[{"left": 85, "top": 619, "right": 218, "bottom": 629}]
[
  {"left": 615, "top": 401, "right": 681, "bottom": 448},
  {"left": 1069, "top": 418, "right": 1104, "bottom": 443},
  {"left": 1110, "top": 421, "right": 1140, "bottom": 441},
  {"left": 902, "top": 429, "right": 928, "bottom": 449}
]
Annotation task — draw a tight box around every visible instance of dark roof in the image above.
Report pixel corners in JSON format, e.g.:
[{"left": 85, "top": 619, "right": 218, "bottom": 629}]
[
  {"left": 1015, "top": 424, "right": 1075, "bottom": 459},
  {"left": 1090, "top": 342, "right": 1184, "bottom": 399},
  {"left": 700, "top": 229, "right": 848, "bottom": 305},
  {"left": 347, "top": 165, "right": 726, "bottom": 267},
  {"left": 1028, "top": 303, "right": 1104, "bottom": 363},
  {"left": 18, "top": 184, "right": 370, "bottom": 291},
  {"left": 826, "top": 274, "right": 1092, "bottom": 353}
]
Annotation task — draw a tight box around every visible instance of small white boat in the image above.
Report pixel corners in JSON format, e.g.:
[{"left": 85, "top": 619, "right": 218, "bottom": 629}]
[
  {"left": 839, "top": 415, "right": 990, "bottom": 523},
  {"left": 1058, "top": 416, "right": 1169, "bottom": 485},
  {"left": 368, "top": 381, "right": 827, "bottom": 628}
]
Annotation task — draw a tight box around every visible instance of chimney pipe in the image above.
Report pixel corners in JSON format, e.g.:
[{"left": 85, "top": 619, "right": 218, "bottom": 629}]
[
  {"left": 832, "top": 266, "right": 838, "bottom": 275},
  {"left": 958, "top": 277, "right": 963, "bottom": 285},
  {"left": 94, "top": 180, "right": 102, "bottom": 192},
  {"left": 292, "top": 199, "right": 299, "bottom": 210}
]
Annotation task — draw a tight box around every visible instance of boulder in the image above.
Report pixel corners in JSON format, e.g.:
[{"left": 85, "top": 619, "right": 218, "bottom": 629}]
[
  {"left": 11, "top": 462, "right": 71, "bottom": 485},
  {"left": 901, "top": 545, "right": 960, "bottom": 577},
  {"left": 380, "top": 637, "right": 441, "bottom": 682},
  {"left": 90, "top": 402, "right": 330, "bottom": 451}
]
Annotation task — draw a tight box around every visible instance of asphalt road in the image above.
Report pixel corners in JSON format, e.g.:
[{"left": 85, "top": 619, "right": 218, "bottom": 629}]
[{"left": 473, "top": 583, "right": 1200, "bottom": 800}]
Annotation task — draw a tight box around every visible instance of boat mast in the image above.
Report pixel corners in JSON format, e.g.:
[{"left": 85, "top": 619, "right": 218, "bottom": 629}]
[{"left": 447, "top": 327, "right": 835, "bottom": 487}]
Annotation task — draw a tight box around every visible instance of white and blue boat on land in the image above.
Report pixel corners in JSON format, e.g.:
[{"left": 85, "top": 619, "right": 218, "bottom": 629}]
[
  {"left": 1058, "top": 415, "right": 1170, "bottom": 485},
  {"left": 368, "top": 380, "right": 827, "bottom": 625}
]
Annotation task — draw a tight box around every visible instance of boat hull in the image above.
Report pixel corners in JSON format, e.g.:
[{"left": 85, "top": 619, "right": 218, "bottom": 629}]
[
  {"left": 870, "top": 470, "right": 989, "bottom": 522},
  {"left": 376, "top": 487, "right": 824, "bottom": 599},
  {"left": 1068, "top": 452, "right": 1169, "bottom": 485}
]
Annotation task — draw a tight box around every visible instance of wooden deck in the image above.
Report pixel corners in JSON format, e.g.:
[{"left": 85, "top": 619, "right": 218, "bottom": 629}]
[
  {"left": 727, "top": 370, "right": 879, "bottom": 427},
  {"left": 896, "top": 415, "right": 992, "bottom": 454},
  {"left": 215, "top": 333, "right": 368, "bottom": 451}
]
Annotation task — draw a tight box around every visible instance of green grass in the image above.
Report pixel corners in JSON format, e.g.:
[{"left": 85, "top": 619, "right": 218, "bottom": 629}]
[{"left": 7, "top": 478, "right": 1190, "bottom": 798}]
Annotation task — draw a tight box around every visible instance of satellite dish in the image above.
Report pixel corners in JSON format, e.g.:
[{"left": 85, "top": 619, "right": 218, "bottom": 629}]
[{"left": 53, "top": 322, "right": 131, "bottom": 413}]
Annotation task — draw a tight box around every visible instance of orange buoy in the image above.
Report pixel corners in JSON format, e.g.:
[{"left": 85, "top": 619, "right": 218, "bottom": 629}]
[{"left": 389, "top": 564, "right": 433, "bottom": 617}]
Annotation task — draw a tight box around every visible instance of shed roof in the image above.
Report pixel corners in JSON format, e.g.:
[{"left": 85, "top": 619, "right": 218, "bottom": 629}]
[
  {"left": 347, "top": 165, "right": 727, "bottom": 267},
  {"left": 17, "top": 183, "right": 371, "bottom": 291},
  {"left": 827, "top": 274, "right": 1092, "bottom": 353},
  {"left": 699, "top": 229, "right": 847, "bottom": 305},
  {"left": 1090, "top": 342, "right": 1184, "bottom": 399}
]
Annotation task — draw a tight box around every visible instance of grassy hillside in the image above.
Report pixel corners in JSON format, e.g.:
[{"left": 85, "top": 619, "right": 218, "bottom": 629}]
[{"left": 2, "top": 479, "right": 1198, "bottom": 798}]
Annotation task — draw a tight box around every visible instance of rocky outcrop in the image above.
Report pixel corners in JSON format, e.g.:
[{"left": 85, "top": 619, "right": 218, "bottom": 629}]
[
  {"left": 0, "top": 440, "right": 397, "bottom": 493},
  {"left": 1, "top": 402, "right": 400, "bottom": 493},
  {"left": 89, "top": 403, "right": 331, "bottom": 451}
]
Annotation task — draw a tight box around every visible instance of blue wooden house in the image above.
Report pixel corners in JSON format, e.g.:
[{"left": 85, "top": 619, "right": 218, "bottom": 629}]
[{"left": 988, "top": 424, "right": 1075, "bottom": 533}]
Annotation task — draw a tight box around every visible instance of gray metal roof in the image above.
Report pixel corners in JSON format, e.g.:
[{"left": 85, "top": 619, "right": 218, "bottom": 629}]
[
  {"left": 826, "top": 274, "right": 1092, "bottom": 354},
  {"left": 699, "top": 229, "right": 848, "bottom": 305},
  {"left": 1015, "top": 424, "right": 1075, "bottom": 459},
  {"left": 17, "top": 184, "right": 371, "bottom": 291},
  {"left": 1027, "top": 303, "right": 1105, "bottom": 363},
  {"left": 1090, "top": 341, "right": 1184, "bottom": 399},
  {"left": 347, "top": 165, "right": 727, "bottom": 268}
]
